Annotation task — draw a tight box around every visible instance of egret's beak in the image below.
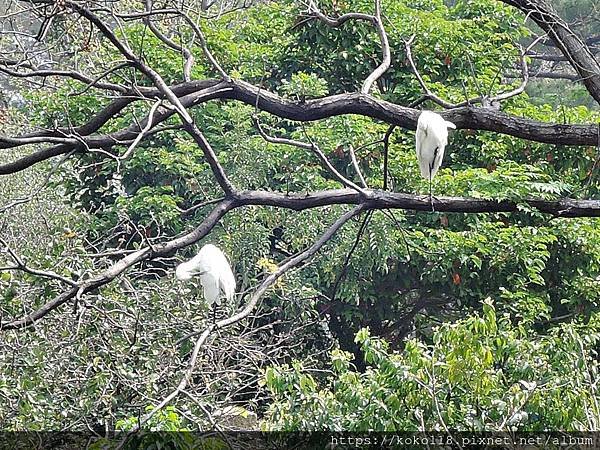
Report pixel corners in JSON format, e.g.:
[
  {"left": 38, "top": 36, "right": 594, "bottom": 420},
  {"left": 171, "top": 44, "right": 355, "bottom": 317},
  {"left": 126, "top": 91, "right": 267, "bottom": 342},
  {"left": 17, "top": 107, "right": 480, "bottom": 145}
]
[{"left": 189, "top": 270, "right": 208, "bottom": 276}]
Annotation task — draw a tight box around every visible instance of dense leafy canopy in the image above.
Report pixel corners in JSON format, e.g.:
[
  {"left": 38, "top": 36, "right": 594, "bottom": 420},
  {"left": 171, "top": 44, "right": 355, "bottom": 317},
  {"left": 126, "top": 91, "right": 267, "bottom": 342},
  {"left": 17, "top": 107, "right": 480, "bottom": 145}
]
[{"left": 1, "top": 0, "right": 599, "bottom": 437}]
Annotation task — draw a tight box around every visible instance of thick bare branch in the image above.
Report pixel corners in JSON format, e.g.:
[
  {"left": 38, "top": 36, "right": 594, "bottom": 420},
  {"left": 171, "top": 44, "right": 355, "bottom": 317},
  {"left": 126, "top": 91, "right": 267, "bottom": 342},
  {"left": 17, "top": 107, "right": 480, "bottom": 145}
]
[
  {"left": 500, "top": 0, "right": 600, "bottom": 104},
  {"left": 2, "top": 187, "right": 598, "bottom": 331},
  {"left": 3, "top": 75, "right": 600, "bottom": 179},
  {"left": 232, "top": 189, "right": 600, "bottom": 217},
  {"left": 0, "top": 144, "right": 71, "bottom": 175},
  {"left": 2, "top": 77, "right": 600, "bottom": 177}
]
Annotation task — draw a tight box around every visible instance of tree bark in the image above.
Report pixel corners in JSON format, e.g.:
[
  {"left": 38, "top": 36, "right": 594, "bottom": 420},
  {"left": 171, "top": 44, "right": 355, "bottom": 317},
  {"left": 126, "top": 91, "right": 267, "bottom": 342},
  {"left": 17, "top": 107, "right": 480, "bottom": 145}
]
[{"left": 500, "top": 0, "right": 600, "bottom": 105}]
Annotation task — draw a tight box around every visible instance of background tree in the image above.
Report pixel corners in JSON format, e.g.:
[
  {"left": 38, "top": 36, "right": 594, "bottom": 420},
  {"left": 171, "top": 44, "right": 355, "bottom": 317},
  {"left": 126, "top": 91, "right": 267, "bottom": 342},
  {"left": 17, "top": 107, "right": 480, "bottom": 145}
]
[{"left": 1, "top": 0, "right": 599, "bottom": 436}]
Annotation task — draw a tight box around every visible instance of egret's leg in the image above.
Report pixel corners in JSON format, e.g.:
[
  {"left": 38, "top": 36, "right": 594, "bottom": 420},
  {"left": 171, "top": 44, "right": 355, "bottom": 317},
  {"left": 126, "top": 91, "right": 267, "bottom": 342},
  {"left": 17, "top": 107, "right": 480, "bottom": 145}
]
[
  {"left": 429, "top": 164, "right": 435, "bottom": 212},
  {"left": 212, "top": 303, "right": 224, "bottom": 339}
]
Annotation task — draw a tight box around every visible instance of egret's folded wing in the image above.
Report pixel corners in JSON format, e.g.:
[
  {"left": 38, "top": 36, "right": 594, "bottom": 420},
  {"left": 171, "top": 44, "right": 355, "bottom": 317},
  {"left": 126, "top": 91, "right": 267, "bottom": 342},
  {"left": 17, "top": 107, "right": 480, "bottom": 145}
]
[
  {"left": 416, "top": 125, "right": 431, "bottom": 179},
  {"left": 219, "top": 269, "right": 236, "bottom": 303},
  {"left": 430, "top": 143, "right": 446, "bottom": 178},
  {"left": 200, "top": 272, "right": 221, "bottom": 306}
]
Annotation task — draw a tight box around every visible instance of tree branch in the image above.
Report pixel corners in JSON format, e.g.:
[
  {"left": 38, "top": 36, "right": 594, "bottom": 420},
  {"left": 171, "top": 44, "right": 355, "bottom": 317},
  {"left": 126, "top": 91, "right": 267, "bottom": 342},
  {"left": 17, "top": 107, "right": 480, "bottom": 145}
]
[
  {"left": 233, "top": 188, "right": 600, "bottom": 217},
  {"left": 0, "top": 199, "right": 235, "bottom": 330},
  {"left": 0, "top": 63, "right": 128, "bottom": 93},
  {"left": 361, "top": 0, "right": 391, "bottom": 95},
  {"left": 0, "top": 83, "right": 233, "bottom": 176},
  {"left": 1, "top": 186, "right": 598, "bottom": 330},
  {"left": 0, "top": 238, "right": 77, "bottom": 287},
  {"left": 307, "top": 0, "right": 391, "bottom": 94},
  {"left": 61, "top": 1, "right": 235, "bottom": 194},
  {"left": 3, "top": 77, "right": 600, "bottom": 178},
  {"left": 252, "top": 114, "right": 367, "bottom": 194},
  {"left": 143, "top": 0, "right": 194, "bottom": 82},
  {"left": 404, "top": 35, "right": 460, "bottom": 109},
  {"left": 499, "top": 0, "right": 600, "bottom": 104}
]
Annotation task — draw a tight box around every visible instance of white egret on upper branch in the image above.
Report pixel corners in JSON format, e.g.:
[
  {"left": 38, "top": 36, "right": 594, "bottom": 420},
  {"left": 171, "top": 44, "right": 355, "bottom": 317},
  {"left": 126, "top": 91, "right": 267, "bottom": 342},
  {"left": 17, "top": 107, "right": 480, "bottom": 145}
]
[
  {"left": 415, "top": 110, "right": 456, "bottom": 211},
  {"left": 175, "top": 244, "right": 236, "bottom": 318}
]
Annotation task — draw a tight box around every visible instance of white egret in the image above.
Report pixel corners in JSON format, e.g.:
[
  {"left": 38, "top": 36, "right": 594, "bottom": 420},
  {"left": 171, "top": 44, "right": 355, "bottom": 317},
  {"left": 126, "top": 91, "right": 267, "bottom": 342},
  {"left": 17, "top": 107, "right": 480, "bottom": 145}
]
[
  {"left": 175, "top": 244, "right": 236, "bottom": 315},
  {"left": 415, "top": 110, "right": 456, "bottom": 211}
]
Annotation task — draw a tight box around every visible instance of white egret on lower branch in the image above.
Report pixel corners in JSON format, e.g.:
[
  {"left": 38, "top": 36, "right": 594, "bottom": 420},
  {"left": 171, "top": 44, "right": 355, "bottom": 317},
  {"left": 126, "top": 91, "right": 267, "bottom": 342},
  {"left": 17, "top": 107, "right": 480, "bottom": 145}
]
[
  {"left": 415, "top": 110, "right": 456, "bottom": 211},
  {"left": 175, "top": 244, "right": 236, "bottom": 319}
]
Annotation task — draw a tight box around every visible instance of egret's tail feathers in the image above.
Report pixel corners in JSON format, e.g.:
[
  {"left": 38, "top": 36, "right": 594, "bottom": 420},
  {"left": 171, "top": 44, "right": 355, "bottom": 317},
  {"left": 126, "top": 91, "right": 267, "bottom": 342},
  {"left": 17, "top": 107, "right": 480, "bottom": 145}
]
[{"left": 445, "top": 121, "right": 456, "bottom": 129}]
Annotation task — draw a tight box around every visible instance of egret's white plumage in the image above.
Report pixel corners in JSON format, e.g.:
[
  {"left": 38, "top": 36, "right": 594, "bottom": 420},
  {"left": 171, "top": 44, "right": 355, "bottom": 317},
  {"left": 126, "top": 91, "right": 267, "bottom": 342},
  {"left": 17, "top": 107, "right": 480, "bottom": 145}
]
[
  {"left": 416, "top": 110, "right": 456, "bottom": 181},
  {"left": 175, "top": 244, "right": 236, "bottom": 306},
  {"left": 415, "top": 110, "right": 456, "bottom": 209}
]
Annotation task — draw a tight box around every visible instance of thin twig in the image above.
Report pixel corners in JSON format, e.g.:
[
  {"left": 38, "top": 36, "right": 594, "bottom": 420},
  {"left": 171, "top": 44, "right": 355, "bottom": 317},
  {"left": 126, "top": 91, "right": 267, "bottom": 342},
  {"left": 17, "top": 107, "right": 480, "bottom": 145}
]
[
  {"left": 307, "top": 0, "right": 390, "bottom": 95},
  {"left": 382, "top": 125, "right": 395, "bottom": 191},
  {"left": 252, "top": 115, "right": 367, "bottom": 195},
  {"left": 348, "top": 144, "right": 368, "bottom": 188},
  {"left": 0, "top": 238, "right": 77, "bottom": 287}
]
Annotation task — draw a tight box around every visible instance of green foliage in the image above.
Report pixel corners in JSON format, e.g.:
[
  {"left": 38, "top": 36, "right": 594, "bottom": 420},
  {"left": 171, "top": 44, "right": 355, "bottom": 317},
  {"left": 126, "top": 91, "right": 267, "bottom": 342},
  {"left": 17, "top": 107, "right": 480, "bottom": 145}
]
[
  {"left": 110, "top": 407, "right": 198, "bottom": 450},
  {"left": 116, "top": 406, "right": 188, "bottom": 431},
  {"left": 4, "top": 0, "right": 600, "bottom": 434},
  {"left": 116, "top": 186, "right": 183, "bottom": 233},
  {"left": 264, "top": 302, "right": 600, "bottom": 431},
  {"left": 277, "top": 0, "right": 527, "bottom": 104},
  {"left": 279, "top": 72, "right": 329, "bottom": 101}
]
